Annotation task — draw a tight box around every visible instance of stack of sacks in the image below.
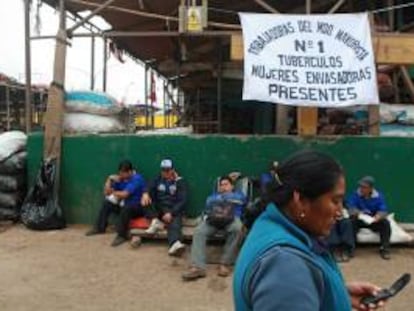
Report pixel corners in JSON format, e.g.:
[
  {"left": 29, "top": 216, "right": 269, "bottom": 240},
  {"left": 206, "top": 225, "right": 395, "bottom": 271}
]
[
  {"left": 0, "top": 131, "right": 27, "bottom": 221},
  {"left": 64, "top": 91, "right": 125, "bottom": 134}
]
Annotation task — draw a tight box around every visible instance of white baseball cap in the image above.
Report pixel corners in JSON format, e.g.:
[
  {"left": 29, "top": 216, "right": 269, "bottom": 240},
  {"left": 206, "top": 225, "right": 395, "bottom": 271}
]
[{"left": 160, "top": 159, "right": 173, "bottom": 170}]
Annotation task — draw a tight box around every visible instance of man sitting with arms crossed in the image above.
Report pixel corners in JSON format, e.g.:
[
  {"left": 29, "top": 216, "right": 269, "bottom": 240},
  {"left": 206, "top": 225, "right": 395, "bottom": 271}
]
[{"left": 86, "top": 160, "right": 151, "bottom": 247}]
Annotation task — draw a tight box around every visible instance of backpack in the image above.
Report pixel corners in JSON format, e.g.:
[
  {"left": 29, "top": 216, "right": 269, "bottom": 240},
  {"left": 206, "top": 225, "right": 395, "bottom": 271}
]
[{"left": 206, "top": 200, "right": 236, "bottom": 228}]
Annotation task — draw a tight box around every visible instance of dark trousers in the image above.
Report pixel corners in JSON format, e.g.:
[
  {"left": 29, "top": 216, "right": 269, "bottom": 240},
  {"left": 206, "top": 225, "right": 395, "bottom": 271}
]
[
  {"left": 149, "top": 206, "right": 183, "bottom": 246},
  {"left": 95, "top": 200, "right": 147, "bottom": 238},
  {"left": 327, "top": 218, "right": 355, "bottom": 251},
  {"left": 351, "top": 217, "right": 391, "bottom": 249}
]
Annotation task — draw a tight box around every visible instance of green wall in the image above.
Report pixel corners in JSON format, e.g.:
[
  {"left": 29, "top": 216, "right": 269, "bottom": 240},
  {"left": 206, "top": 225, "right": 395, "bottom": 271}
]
[{"left": 27, "top": 134, "right": 414, "bottom": 224}]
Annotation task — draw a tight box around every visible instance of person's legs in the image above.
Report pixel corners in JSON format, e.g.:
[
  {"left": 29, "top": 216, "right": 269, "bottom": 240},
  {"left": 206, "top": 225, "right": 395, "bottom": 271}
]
[
  {"left": 167, "top": 215, "right": 183, "bottom": 246},
  {"left": 182, "top": 220, "right": 218, "bottom": 281},
  {"left": 221, "top": 218, "right": 243, "bottom": 267},
  {"left": 112, "top": 205, "right": 145, "bottom": 247},
  {"left": 338, "top": 218, "right": 356, "bottom": 254},
  {"left": 87, "top": 200, "right": 119, "bottom": 235},
  {"left": 351, "top": 217, "right": 368, "bottom": 245},
  {"left": 190, "top": 220, "right": 218, "bottom": 269},
  {"left": 370, "top": 218, "right": 391, "bottom": 259},
  {"left": 327, "top": 222, "right": 341, "bottom": 249},
  {"left": 327, "top": 221, "right": 345, "bottom": 262},
  {"left": 145, "top": 205, "right": 164, "bottom": 234}
]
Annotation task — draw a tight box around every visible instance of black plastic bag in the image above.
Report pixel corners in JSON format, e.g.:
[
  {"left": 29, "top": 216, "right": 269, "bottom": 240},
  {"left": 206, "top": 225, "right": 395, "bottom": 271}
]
[
  {"left": 0, "top": 151, "right": 27, "bottom": 174},
  {"left": 21, "top": 159, "right": 66, "bottom": 230}
]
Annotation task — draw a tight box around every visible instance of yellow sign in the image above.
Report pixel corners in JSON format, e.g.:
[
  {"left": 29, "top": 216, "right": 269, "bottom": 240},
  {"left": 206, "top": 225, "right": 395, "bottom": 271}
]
[{"left": 187, "top": 7, "right": 202, "bottom": 32}]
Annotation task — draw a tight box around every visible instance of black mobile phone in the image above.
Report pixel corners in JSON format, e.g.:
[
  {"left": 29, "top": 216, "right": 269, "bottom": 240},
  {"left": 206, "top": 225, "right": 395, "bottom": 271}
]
[{"left": 361, "top": 273, "right": 411, "bottom": 306}]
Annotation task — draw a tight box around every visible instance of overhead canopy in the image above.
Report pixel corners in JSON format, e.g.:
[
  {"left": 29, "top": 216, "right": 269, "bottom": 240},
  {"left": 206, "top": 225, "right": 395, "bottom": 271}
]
[
  {"left": 40, "top": 1, "right": 364, "bottom": 82},
  {"left": 38, "top": 0, "right": 414, "bottom": 133}
]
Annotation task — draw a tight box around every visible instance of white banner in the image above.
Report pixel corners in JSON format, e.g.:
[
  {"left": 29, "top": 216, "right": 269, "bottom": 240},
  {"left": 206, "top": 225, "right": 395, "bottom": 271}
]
[{"left": 239, "top": 13, "right": 379, "bottom": 107}]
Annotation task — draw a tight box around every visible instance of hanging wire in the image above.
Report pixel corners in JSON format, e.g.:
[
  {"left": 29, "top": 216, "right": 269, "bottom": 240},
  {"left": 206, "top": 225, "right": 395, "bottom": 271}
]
[
  {"left": 371, "top": 1, "right": 414, "bottom": 14},
  {"left": 208, "top": 7, "right": 239, "bottom": 15},
  {"left": 207, "top": 2, "right": 414, "bottom": 15}
]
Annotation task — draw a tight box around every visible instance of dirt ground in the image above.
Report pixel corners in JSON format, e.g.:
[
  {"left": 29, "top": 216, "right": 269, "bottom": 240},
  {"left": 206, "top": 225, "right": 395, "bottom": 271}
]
[{"left": 0, "top": 224, "right": 413, "bottom": 311}]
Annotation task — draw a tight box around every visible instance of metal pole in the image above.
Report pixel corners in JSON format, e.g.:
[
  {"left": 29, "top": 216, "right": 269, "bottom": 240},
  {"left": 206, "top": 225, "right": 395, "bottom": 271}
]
[
  {"left": 163, "top": 80, "right": 167, "bottom": 128},
  {"left": 6, "top": 85, "right": 11, "bottom": 131},
  {"left": 306, "top": 0, "right": 311, "bottom": 14},
  {"left": 151, "top": 70, "right": 155, "bottom": 129},
  {"left": 103, "top": 37, "right": 107, "bottom": 91},
  {"left": 90, "top": 36, "right": 95, "bottom": 90},
  {"left": 144, "top": 63, "right": 149, "bottom": 129},
  {"left": 24, "top": 0, "right": 32, "bottom": 133},
  {"left": 254, "top": 0, "right": 280, "bottom": 13},
  {"left": 217, "top": 39, "right": 223, "bottom": 133},
  {"left": 388, "top": 0, "right": 395, "bottom": 30},
  {"left": 328, "top": 0, "right": 345, "bottom": 14}
]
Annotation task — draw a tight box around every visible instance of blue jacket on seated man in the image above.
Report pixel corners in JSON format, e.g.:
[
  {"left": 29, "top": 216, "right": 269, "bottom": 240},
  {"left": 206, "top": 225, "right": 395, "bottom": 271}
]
[
  {"left": 205, "top": 191, "right": 246, "bottom": 218},
  {"left": 347, "top": 176, "right": 392, "bottom": 260},
  {"left": 182, "top": 176, "right": 247, "bottom": 281}
]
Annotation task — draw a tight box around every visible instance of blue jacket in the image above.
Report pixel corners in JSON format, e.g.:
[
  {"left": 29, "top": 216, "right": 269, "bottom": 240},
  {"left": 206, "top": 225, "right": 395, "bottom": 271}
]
[
  {"left": 112, "top": 173, "right": 146, "bottom": 206},
  {"left": 346, "top": 189, "right": 388, "bottom": 216},
  {"left": 205, "top": 191, "right": 246, "bottom": 218},
  {"left": 233, "top": 204, "right": 351, "bottom": 311}
]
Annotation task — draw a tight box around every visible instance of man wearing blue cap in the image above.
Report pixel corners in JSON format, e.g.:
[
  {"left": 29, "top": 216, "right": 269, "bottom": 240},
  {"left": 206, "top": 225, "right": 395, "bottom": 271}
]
[
  {"left": 140, "top": 158, "right": 188, "bottom": 256},
  {"left": 347, "top": 176, "right": 391, "bottom": 260}
]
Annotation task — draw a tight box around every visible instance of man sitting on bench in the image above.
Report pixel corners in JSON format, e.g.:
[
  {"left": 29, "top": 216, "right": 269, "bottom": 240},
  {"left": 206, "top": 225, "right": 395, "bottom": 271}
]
[
  {"left": 137, "top": 159, "right": 188, "bottom": 256},
  {"left": 86, "top": 160, "right": 150, "bottom": 247},
  {"left": 348, "top": 176, "right": 391, "bottom": 260},
  {"left": 182, "top": 176, "right": 246, "bottom": 281}
]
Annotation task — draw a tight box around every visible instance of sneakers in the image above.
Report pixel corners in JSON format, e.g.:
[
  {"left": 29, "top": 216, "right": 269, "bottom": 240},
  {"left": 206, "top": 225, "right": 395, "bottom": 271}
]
[
  {"left": 130, "top": 236, "right": 142, "bottom": 249},
  {"left": 182, "top": 267, "right": 207, "bottom": 281},
  {"left": 85, "top": 228, "right": 102, "bottom": 236},
  {"left": 218, "top": 265, "right": 231, "bottom": 277},
  {"left": 380, "top": 248, "right": 391, "bottom": 260},
  {"left": 168, "top": 240, "right": 186, "bottom": 257},
  {"left": 145, "top": 218, "right": 164, "bottom": 235},
  {"left": 111, "top": 235, "right": 127, "bottom": 247}
]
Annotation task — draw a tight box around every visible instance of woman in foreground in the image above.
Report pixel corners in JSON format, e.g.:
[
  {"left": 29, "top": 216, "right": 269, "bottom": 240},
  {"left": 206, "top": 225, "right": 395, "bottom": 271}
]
[{"left": 233, "top": 151, "right": 384, "bottom": 311}]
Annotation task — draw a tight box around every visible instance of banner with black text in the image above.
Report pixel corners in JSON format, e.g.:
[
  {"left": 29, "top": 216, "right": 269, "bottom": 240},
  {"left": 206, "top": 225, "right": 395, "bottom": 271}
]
[{"left": 239, "top": 13, "right": 379, "bottom": 107}]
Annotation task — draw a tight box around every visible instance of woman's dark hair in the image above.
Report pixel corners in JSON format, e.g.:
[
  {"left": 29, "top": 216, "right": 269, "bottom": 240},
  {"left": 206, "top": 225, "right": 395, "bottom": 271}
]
[
  {"left": 118, "top": 160, "right": 133, "bottom": 172},
  {"left": 264, "top": 150, "right": 343, "bottom": 208},
  {"left": 219, "top": 176, "right": 233, "bottom": 185}
]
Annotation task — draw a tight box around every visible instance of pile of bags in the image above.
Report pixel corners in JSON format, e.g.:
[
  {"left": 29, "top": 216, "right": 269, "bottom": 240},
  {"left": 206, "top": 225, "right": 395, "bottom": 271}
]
[
  {"left": 380, "top": 104, "right": 414, "bottom": 125},
  {"left": 0, "top": 131, "right": 27, "bottom": 221},
  {"left": 64, "top": 90, "right": 125, "bottom": 134}
]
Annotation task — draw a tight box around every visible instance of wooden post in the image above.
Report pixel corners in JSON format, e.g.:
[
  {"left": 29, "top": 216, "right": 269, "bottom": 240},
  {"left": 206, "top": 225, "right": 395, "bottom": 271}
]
[
  {"left": 5, "top": 84, "right": 10, "bottom": 131},
  {"left": 24, "top": 0, "right": 32, "bottom": 133},
  {"left": 297, "top": 0, "right": 318, "bottom": 136},
  {"left": 90, "top": 36, "right": 95, "bottom": 90},
  {"left": 103, "top": 37, "right": 107, "bottom": 92},
  {"left": 217, "top": 39, "right": 223, "bottom": 133},
  {"left": 368, "top": 13, "right": 380, "bottom": 136},
  {"left": 297, "top": 107, "right": 318, "bottom": 136}
]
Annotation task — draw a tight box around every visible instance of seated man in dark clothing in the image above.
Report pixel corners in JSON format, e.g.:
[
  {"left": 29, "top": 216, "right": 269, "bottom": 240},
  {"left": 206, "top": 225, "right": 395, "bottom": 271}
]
[
  {"left": 259, "top": 161, "right": 279, "bottom": 196},
  {"left": 327, "top": 208, "right": 355, "bottom": 262},
  {"left": 86, "top": 160, "right": 150, "bottom": 247},
  {"left": 139, "top": 159, "right": 188, "bottom": 256},
  {"left": 347, "top": 176, "right": 391, "bottom": 260}
]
